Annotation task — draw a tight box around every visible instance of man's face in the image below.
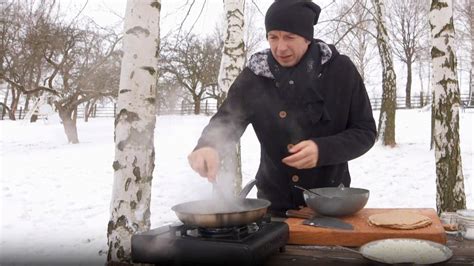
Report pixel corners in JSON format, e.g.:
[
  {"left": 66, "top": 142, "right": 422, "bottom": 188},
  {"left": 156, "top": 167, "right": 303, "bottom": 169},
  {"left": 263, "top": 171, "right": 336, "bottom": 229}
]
[{"left": 267, "top": 30, "right": 310, "bottom": 67}]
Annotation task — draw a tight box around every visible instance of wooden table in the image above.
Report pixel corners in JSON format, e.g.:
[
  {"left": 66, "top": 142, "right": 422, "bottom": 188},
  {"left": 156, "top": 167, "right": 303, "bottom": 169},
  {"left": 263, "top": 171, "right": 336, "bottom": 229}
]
[
  {"left": 285, "top": 208, "right": 446, "bottom": 246},
  {"left": 265, "top": 235, "right": 474, "bottom": 265}
]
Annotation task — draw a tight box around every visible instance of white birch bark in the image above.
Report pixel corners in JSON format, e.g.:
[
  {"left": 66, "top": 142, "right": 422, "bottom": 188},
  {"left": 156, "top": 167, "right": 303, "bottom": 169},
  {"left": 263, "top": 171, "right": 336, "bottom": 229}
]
[
  {"left": 372, "top": 0, "right": 397, "bottom": 147},
  {"left": 430, "top": 0, "right": 466, "bottom": 214},
  {"left": 217, "top": 0, "right": 245, "bottom": 195},
  {"left": 107, "top": 0, "right": 161, "bottom": 263},
  {"left": 470, "top": 0, "right": 473, "bottom": 105},
  {"left": 217, "top": 0, "right": 245, "bottom": 101}
]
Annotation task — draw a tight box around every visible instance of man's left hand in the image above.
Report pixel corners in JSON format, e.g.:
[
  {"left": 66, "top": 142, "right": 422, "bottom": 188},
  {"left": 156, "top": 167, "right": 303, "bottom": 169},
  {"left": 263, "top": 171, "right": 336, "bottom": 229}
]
[{"left": 282, "top": 140, "right": 319, "bottom": 169}]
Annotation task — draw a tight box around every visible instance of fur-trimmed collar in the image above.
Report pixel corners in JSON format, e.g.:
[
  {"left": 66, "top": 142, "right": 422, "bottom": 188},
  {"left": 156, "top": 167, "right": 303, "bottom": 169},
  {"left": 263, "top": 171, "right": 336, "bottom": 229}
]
[{"left": 247, "top": 41, "right": 334, "bottom": 79}]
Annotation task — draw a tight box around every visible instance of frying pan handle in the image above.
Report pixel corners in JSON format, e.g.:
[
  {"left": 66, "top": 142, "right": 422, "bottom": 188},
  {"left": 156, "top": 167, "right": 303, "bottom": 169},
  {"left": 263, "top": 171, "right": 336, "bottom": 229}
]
[{"left": 239, "top": 179, "right": 257, "bottom": 198}]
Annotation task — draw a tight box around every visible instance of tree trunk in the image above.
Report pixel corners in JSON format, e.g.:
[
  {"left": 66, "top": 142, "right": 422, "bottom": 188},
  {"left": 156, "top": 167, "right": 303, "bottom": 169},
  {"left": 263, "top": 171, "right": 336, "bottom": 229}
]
[
  {"left": 218, "top": 0, "right": 245, "bottom": 101},
  {"left": 372, "top": 0, "right": 397, "bottom": 147},
  {"left": 430, "top": 90, "right": 435, "bottom": 150},
  {"left": 357, "top": 41, "right": 367, "bottom": 83},
  {"left": 217, "top": 0, "right": 245, "bottom": 195},
  {"left": 84, "top": 99, "right": 96, "bottom": 122},
  {"left": 420, "top": 90, "right": 424, "bottom": 107},
  {"left": 108, "top": 0, "right": 161, "bottom": 264},
  {"left": 58, "top": 108, "right": 79, "bottom": 143},
  {"left": 84, "top": 101, "right": 91, "bottom": 122},
  {"left": 24, "top": 94, "right": 31, "bottom": 113},
  {"left": 72, "top": 106, "right": 77, "bottom": 122},
  {"left": 63, "top": 117, "right": 79, "bottom": 143},
  {"left": 219, "top": 142, "right": 242, "bottom": 196},
  {"left": 470, "top": 0, "right": 474, "bottom": 106},
  {"left": 418, "top": 58, "right": 425, "bottom": 107},
  {"left": 470, "top": 71, "right": 473, "bottom": 106},
  {"left": 89, "top": 102, "right": 97, "bottom": 119},
  {"left": 193, "top": 96, "right": 201, "bottom": 114},
  {"left": 429, "top": 0, "right": 466, "bottom": 214},
  {"left": 405, "top": 59, "right": 412, "bottom": 108},
  {"left": 216, "top": 93, "right": 226, "bottom": 108},
  {"left": 2, "top": 84, "right": 10, "bottom": 120},
  {"left": 9, "top": 88, "right": 19, "bottom": 120},
  {"left": 0, "top": 103, "right": 11, "bottom": 120}
]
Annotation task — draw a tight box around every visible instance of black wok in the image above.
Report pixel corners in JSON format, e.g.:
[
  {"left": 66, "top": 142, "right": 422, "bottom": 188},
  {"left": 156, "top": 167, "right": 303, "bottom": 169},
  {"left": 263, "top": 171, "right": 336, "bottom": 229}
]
[{"left": 171, "top": 179, "right": 271, "bottom": 228}]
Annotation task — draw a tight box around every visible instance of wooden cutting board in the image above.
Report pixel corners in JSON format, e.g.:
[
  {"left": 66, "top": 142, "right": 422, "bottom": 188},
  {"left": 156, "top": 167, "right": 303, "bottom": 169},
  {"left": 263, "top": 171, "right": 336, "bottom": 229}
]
[{"left": 285, "top": 208, "right": 446, "bottom": 247}]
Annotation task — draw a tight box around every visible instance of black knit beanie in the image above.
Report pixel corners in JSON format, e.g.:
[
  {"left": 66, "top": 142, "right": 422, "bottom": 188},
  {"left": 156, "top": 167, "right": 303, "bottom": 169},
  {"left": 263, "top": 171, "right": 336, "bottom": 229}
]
[{"left": 265, "top": 0, "right": 321, "bottom": 41}]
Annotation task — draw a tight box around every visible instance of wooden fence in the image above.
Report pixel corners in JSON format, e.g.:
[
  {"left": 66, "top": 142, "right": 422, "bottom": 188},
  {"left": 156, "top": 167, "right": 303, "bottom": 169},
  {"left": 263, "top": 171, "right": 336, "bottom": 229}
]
[
  {"left": 2, "top": 94, "right": 473, "bottom": 120},
  {"left": 370, "top": 94, "right": 473, "bottom": 110}
]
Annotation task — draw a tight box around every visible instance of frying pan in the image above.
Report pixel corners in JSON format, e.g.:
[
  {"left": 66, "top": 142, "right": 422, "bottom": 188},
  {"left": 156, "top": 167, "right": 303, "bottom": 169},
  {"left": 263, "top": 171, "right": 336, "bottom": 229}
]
[
  {"left": 302, "top": 186, "right": 369, "bottom": 217},
  {"left": 171, "top": 179, "right": 271, "bottom": 228}
]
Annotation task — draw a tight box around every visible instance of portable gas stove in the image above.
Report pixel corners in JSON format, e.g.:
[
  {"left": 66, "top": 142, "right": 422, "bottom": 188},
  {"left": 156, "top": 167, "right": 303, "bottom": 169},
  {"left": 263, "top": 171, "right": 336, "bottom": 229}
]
[{"left": 131, "top": 215, "right": 289, "bottom": 266}]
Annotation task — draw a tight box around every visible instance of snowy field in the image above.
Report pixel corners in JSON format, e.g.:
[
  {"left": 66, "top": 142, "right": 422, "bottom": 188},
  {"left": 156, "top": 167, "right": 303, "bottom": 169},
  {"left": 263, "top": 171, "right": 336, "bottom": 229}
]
[{"left": 1, "top": 109, "right": 473, "bottom": 265}]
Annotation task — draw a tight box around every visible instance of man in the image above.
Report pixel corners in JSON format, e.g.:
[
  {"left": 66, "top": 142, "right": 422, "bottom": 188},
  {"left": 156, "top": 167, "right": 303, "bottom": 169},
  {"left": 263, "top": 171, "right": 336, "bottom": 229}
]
[{"left": 188, "top": 0, "right": 376, "bottom": 215}]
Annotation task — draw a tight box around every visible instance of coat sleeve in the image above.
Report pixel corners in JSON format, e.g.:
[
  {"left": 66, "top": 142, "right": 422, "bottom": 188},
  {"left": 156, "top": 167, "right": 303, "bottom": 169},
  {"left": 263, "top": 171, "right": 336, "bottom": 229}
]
[
  {"left": 194, "top": 68, "right": 253, "bottom": 152},
  {"left": 312, "top": 58, "right": 377, "bottom": 167}
]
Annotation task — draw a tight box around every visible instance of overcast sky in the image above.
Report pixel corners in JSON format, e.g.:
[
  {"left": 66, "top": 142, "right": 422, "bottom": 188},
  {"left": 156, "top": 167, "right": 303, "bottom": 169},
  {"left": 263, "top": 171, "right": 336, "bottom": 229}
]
[{"left": 59, "top": 0, "right": 276, "bottom": 37}]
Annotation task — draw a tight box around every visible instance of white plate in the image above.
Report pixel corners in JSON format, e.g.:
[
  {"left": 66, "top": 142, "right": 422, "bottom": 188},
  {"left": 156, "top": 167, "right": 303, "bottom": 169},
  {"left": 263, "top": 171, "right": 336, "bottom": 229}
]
[{"left": 360, "top": 238, "right": 453, "bottom": 264}]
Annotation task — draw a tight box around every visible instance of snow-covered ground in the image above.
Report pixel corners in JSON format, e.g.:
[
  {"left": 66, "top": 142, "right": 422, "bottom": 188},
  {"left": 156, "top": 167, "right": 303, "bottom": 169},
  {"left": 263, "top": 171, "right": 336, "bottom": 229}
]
[{"left": 1, "top": 109, "right": 473, "bottom": 265}]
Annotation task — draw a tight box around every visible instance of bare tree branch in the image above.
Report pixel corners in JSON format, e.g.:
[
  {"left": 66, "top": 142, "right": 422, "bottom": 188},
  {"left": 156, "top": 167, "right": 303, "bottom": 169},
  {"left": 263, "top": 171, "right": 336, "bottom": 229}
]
[
  {"left": 185, "top": 0, "right": 207, "bottom": 39},
  {"left": 177, "top": 0, "right": 196, "bottom": 37},
  {"left": 250, "top": 0, "right": 264, "bottom": 16}
]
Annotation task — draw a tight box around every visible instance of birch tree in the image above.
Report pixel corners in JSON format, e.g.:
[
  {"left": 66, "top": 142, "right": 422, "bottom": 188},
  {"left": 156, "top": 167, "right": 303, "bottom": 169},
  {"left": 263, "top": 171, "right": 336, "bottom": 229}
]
[
  {"left": 217, "top": 0, "right": 245, "bottom": 106},
  {"left": 372, "top": 0, "right": 397, "bottom": 146},
  {"left": 211, "top": 1, "right": 264, "bottom": 62},
  {"left": 216, "top": 0, "right": 245, "bottom": 195},
  {"left": 470, "top": 0, "right": 473, "bottom": 105},
  {"left": 429, "top": 0, "right": 466, "bottom": 214},
  {"left": 107, "top": 0, "right": 161, "bottom": 263}
]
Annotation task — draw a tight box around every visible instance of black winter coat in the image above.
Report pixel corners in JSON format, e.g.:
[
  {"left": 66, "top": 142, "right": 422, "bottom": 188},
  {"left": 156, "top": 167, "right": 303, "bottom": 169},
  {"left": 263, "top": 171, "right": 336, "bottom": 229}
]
[{"left": 195, "top": 40, "right": 376, "bottom": 214}]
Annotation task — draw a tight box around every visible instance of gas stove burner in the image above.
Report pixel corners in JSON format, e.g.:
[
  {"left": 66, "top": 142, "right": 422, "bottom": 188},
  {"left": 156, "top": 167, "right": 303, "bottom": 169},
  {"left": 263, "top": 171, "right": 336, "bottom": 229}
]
[
  {"left": 197, "top": 224, "right": 251, "bottom": 239},
  {"left": 131, "top": 219, "right": 289, "bottom": 266},
  {"left": 170, "top": 223, "right": 254, "bottom": 240},
  {"left": 192, "top": 222, "right": 260, "bottom": 239}
]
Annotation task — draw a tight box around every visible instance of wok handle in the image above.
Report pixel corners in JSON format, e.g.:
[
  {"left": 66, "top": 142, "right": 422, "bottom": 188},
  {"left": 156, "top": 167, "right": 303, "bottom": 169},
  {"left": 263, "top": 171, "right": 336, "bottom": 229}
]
[{"left": 239, "top": 179, "right": 257, "bottom": 198}]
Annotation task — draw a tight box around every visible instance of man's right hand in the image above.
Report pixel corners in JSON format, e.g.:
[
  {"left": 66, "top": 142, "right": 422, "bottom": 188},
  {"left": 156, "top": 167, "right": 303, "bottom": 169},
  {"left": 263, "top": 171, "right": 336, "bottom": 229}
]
[{"left": 187, "top": 147, "right": 220, "bottom": 182}]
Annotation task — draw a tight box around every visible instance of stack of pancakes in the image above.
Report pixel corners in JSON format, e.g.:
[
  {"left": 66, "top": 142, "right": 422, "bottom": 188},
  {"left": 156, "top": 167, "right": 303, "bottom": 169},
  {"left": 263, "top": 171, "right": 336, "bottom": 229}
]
[{"left": 368, "top": 210, "right": 432, "bottom": 229}]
